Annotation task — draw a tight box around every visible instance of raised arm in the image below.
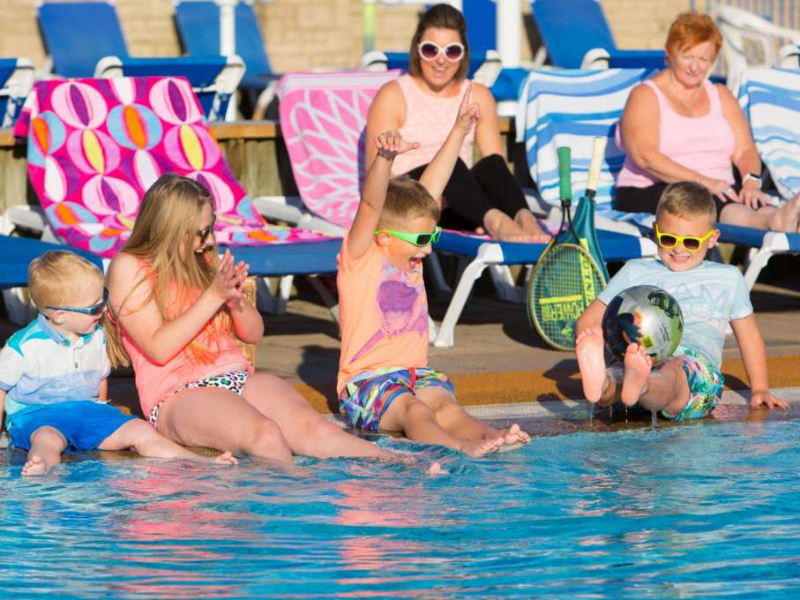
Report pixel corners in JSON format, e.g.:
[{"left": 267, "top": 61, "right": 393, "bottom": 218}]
[
  {"left": 418, "top": 82, "right": 480, "bottom": 201},
  {"left": 620, "top": 84, "right": 738, "bottom": 204},
  {"left": 347, "top": 131, "right": 420, "bottom": 259},
  {"left": 107, "top": 250, "right": 248, "bottom": 365},
  {"left": 731, "top": 313, "right": 788, "bottom": 410}
]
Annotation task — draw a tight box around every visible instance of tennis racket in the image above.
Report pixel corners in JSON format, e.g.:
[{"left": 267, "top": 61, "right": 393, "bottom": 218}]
[
  {"left": 571, "top": 137, "right": 610, "bottom": 282},
  {"left": 526, "top": 146, "right": 606, "bottom": 350}
]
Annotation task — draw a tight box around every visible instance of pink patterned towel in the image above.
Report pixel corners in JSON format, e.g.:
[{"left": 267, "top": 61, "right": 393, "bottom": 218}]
[
  {"left": 277, "top": 70, "right": 402, "bottom": 230},
  {"left": 14, "top": 76, "right": 331, "bottom": 257}
]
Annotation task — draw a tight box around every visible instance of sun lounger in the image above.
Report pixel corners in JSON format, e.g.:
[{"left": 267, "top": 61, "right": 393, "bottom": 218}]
[
  {"left": 0, "top": 58, "right": 35, "bottom": 128},
  {"left": 530, "top": 0, "right": 665, "bottom": 70},
  {"left": 174, "top": 0, "right": 280, "bottom": 118},
  {"left": 2, "top": 75, "right": 340, "bottom": 321},
  {"left": 38, "top": 1, "right": 237, "bottom": 121}
]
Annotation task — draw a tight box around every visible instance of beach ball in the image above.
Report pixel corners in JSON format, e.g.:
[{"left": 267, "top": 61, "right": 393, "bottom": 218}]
[{"left": 601, "top": 285, "right": 683, "bottom": 365}]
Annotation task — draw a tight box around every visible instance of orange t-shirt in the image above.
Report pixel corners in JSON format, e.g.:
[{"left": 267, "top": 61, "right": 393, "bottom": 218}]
[{"left": 336, "top": 235, "right": 429, "bottom": 394}]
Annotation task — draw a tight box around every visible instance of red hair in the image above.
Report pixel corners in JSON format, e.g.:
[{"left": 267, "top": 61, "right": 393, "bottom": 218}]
[{"left": 666, "top": 11, "right": 722, "bottom": 58}]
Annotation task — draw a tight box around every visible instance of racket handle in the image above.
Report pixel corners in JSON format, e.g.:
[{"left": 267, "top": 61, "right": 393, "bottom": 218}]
[
  {"left": 586, "top": 137, "right": 607, "bottom": 198},
  {"left": 557, "top": 147, "right": 572, "bottom": 201}
]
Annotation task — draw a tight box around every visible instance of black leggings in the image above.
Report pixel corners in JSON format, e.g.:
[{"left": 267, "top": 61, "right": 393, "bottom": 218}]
[
  {"left": 405, "top": 154, "right": 530, "bottom": 230},
  {"left": 615, "top": 184, "right": 733, "bottom": 220}
]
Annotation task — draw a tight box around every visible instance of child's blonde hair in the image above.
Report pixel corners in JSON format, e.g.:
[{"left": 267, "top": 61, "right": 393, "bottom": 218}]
[
  {"left": 29, "top": 251, "right": 104, "bottom": 309},
  {"left": 378, "top": 177, "right": 441, "bottom": 228},
  {"left": 656, "top": 181, "right": 716, "bottom": 225},
  {"left": 104, "top": 174, "right": 232, "bottom": 367}
]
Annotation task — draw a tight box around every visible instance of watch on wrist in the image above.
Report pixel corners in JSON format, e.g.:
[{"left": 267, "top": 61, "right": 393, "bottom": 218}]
[{"left": 743, "top": 172, "right": 762, "bottom": 189}]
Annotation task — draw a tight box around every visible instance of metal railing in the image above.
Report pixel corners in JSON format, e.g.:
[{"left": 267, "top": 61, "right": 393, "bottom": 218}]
[{"left": 692, "top": 0, "right": 800, "bottom": 30}]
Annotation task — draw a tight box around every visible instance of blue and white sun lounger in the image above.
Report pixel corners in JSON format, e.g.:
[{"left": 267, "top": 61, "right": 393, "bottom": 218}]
[{"left": 0, "top": 58, "right": 35, "bottom": 128}]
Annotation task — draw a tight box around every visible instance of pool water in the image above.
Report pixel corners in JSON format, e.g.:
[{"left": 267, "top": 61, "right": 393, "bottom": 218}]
[{"left": 2, "top": 419, "right": 800, "bottom": 598}]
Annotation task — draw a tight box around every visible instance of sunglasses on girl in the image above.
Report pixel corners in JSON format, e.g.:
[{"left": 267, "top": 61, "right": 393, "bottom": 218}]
[
  {"left": 45, "top": 287, "right": 109, "bottom": 316},
  {"left": 418, "top": 41, "right": 465, "bottom": 62},
  {"left": 654, "top": 224, "right": 716, "bottom": 252},
  {"left": 197, "top": 215, "right": 217, "bottom": 242},
  {"left": 375, "top": 226, "right": 442, "bottom": 246}
]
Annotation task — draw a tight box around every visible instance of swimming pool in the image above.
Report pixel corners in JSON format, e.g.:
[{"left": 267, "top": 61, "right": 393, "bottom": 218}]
[{"left": 2, "top": 418, "right": 800, "bottom": 598}]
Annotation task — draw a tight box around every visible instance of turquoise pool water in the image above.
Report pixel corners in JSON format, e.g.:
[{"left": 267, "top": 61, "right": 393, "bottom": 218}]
[{"left": 2, "top": 419, "right": 800, "bottom": 598}]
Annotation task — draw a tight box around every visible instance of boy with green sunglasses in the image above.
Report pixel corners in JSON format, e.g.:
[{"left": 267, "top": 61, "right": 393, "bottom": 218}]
[{"left": 336, "top": 86, "right": 529, "bottom": 457}]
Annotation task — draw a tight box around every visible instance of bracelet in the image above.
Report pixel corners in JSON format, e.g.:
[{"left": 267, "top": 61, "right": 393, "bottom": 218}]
[{"left": 742, "top": 172, "right": 762, "bottom": 189}]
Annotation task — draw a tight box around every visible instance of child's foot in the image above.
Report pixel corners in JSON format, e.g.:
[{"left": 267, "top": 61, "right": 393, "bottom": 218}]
[
  {"left": 22, "top": 455, "right": 49, "bottom": 476},
  {"left": 460, "top": 436, "right": 504, "bottom": 458},
  {"left": 213, "top": 452, "right": 239, "bottom": 466},
  {"left": 428, "top": 461, "right": 446, "bottom": 475},
  {"left": 576, "top": 326, "right": 608, "bottom": 403},
  {"left": 621, "top": 343, "right": 652, "bottom": 406}
]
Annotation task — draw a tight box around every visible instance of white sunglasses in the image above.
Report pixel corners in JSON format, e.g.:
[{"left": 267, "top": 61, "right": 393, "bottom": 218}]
[{"left": 417, "top": 41, "right": 465, "bottom": 62}]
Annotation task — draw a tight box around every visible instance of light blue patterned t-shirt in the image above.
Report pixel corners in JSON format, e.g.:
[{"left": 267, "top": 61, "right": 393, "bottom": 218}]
[{"left": 597, "top": 259, "right": 753, "bottom": 368}]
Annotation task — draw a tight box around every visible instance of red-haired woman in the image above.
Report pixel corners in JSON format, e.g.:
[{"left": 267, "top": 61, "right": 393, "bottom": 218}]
[{"left": 616, "top": 11, "right": 800, "bottom": 231}]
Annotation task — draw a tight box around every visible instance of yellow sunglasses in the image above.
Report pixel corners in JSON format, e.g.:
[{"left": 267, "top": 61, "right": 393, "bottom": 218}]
[{"left": 654, "top": 224, "right": 716, "bottom": 252}]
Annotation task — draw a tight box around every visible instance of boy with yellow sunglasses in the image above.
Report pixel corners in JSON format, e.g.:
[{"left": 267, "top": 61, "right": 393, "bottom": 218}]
[
  {"left": 575, "top": 181, "right": 788, "bottom": 420},
  {"left": 336, "top": 88, "right": 529, "bottom": 457}
]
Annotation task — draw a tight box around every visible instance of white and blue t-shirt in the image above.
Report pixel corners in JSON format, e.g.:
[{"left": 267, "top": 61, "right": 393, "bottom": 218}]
[
  {"left": 0, "top": 314, "right": 111, "bottom": 419},
  {"left": 597, "top": 259, "right": 753, "bottom": 368}
]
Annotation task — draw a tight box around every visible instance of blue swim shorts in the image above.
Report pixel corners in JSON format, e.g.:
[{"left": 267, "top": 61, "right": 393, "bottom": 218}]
[
  {"left": 662, "top": 349, "right": 724, "bottom": 421},
  {"left": 7, "top": 401, "right": 136, "bottom": 452},
  {"left": 339, "top": 367, "right": 456, "bottom": 432}
]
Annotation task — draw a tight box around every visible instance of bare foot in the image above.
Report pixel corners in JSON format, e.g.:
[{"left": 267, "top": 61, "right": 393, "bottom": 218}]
[
  {"left": 767, "top": 193, "right": 800, "bottom": 232},
  {"left": 576, "top": 326, "right": 608, "bottom": 403},
  {"left": 22, "top": 455, "right": 49, "bottom": 476},
  {"left": 621, "top": 343, "right": 652, "bottom": 406},
  {"left": 213, "top": 451, "right": 239, "bottom": 466},
  {"left": 428, "top": 461, "right": 447, "bottom": 475},
  {"left": 460, "top": 436, "right": 504, "bottom": 458},
  {"left": 483, "top": 209, "right": 540, "bottom": 243},
  {"left": 501, "top": 423, "right": 531, "bottom": 446},
  {"left": 515, "top": 209, "right": 552, "bottom": 243}
]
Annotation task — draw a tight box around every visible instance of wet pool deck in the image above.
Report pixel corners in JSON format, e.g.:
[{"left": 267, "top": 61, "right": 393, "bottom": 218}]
[{"left": 3, "top": 266, "right": 800, "bottom": 438}]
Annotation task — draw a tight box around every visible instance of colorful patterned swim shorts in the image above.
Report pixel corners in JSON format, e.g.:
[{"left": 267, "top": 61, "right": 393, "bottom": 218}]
[
  {"left": 339, "top": 367, "right": 455, "bottom": 432},
  {"left": 149, "top": 370, "right": 251, "bottom": 428},
  {"left": 662, "top": 349, "right": 724, "bottom": 421}
]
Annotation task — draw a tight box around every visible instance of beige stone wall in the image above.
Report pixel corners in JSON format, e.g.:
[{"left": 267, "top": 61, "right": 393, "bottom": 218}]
[{"left": 0, "top": 0, "right": 701, "bottom": 73}]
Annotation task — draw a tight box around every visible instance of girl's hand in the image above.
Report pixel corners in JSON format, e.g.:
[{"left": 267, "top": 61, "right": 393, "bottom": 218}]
[
  {"left": 699, "top": 176, "right": 739, "bottom": 204},
  {"left": 750, "top": 389, "right": 789, "bottom": 410},
  {"left": 227, "top": 259, "right": 250, "bottom": 311},
  {"left": 375, "top": 130, "right": 420, "bottom": 161},
  {"left": 454, "top": 82, "right": 480, "bottom": 136},
  {"left": 208, "top": 250, "right": 245, "bottom": 305}
]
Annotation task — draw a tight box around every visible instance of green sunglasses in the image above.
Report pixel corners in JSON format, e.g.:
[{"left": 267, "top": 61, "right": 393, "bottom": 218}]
[{"left": 374, "top": 226, "right": 442, "bottom": 246}]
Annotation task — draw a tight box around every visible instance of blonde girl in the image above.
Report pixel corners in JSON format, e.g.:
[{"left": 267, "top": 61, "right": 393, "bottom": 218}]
[{"left": 106, "top": 175, "right": 394, "bottom": 464}]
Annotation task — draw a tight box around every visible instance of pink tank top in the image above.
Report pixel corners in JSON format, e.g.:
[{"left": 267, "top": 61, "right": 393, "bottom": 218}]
[
  {"left": 617, "top": 79, "right": 735, "bottom": 188},
  {"left": 119, "top": 270, "right": 252, "bottom": 417},
  {"left": 392, "top": 75, "right": 475, "bottom": 175}
]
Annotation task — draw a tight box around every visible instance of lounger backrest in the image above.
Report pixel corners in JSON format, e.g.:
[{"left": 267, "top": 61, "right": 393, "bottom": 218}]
[
  {"left": 518, "top": 68, "right": 653, "bottom": 207},
  {"left": 739, "top": 67, "right": 800, "bottom": 200},
  {"left": 174, "top": 1, "right": 273, "bottom": 86},
  {"left": 14, "top": 76, "right": 326, "bottom": 256},
  {"left": 530, "top": 0, "right": 616, "bottom": 68},
  {"left": 277, "top": 70, "right": 402, "bottom": 229},
  {"left": 38, "top": 2, "right": 129, "bottom": 78}
]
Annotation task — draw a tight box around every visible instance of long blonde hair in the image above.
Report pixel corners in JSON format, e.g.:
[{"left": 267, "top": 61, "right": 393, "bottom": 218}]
[{"left": 105, "top": 174, "right": 231, "bottom": 367}]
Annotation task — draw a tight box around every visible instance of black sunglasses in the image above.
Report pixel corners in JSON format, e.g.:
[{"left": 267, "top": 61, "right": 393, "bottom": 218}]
[{"left": 197, "top": 215, "right": 217, "bottom": 242}]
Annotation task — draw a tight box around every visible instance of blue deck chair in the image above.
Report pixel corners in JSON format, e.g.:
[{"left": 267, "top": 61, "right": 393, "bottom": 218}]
[
  {"left": 530, "top": 0, "right": 665, "bottom": 70},
  {"left": 0, "top": 58, "right": 36, "bottom": 128},
  {"left": 174, "top": 1, "right": 279, "bottom": 118},
  {"left": 37, "top": 1, "right": 239, "bottom": 121},
  {"left": 728, "top": 67, "right": 800, "bottom": 287}
]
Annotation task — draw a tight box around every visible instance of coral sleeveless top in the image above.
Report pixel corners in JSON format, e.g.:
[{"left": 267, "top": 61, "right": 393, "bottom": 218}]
[
  {"left": 392, "top": 75, "right": 475, "bottom": 175},
  {"left": 118, "top": 264, "right": 252, "bottom": 417},
  {"left": 617, "top": 79, "right": 735, "bottom": 188}
]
